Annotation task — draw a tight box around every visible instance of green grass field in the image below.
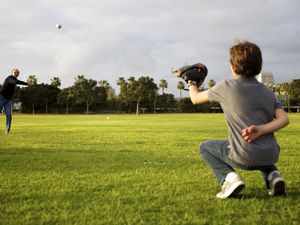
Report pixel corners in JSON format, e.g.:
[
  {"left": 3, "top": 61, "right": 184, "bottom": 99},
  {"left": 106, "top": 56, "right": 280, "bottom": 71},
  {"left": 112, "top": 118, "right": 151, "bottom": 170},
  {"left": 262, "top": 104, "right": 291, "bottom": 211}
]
[{"left": 0, "top": 114, "right": 299, "bottom": 225}]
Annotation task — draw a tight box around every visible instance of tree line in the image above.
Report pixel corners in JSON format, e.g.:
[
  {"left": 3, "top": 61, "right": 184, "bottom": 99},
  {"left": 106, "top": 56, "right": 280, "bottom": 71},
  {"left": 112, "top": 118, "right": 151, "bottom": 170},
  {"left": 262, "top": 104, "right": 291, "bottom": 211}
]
[
  {"left": 265, "top": 79, "right": 300, "bottom": 112},
  {"left": 6, "top": 75, "right": 300, "bottom": 114}
]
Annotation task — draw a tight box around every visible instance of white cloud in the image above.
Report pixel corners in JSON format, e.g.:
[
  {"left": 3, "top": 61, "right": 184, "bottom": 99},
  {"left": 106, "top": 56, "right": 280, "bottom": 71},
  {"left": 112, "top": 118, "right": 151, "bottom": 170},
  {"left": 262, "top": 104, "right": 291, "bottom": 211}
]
[{"left": 1, "top": 0, "right": 300, "bottom": 95}]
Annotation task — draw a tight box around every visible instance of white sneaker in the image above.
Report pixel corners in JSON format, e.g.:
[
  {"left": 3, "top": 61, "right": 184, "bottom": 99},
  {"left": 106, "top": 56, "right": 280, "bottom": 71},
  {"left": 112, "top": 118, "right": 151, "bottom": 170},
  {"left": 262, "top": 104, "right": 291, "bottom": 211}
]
[
  {"left": 268, "top": 171, "right": 285, "bottom": 196},
  {"left": 216, "top": 172, "right": 245, "bottom": 199}
]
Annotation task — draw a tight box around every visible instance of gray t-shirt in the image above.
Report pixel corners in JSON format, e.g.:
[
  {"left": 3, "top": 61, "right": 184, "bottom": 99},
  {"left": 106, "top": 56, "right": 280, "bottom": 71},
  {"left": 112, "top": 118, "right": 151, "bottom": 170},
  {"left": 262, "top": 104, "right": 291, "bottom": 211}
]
[{"left": 207, "top": 76, "right": 282, "bottom": 166}]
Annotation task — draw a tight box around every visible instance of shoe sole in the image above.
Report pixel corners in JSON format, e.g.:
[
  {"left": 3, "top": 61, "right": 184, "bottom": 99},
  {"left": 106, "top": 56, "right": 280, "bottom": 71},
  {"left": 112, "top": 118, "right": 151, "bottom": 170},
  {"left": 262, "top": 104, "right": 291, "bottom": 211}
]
[
  {"left": 269, "top": 179, "right": 285, "bottom": 196},
  {"left": 228, "top": 182, "right": 245, "bottom": 198},
  {"left": 217, "top": 182, "right": 245, "bottom": 199}
]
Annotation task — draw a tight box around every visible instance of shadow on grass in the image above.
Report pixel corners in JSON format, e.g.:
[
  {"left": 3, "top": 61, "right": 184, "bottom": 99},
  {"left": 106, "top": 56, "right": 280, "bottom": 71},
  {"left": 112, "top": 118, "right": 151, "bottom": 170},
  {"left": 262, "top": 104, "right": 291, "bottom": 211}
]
[{"left": 228, "top": 188, "right": 300, "bottom": 200}]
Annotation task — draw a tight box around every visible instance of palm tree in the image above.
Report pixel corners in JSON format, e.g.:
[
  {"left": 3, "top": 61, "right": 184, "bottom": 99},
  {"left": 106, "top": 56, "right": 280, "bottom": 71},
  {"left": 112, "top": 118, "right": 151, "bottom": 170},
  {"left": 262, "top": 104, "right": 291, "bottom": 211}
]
[
  {"left": 279, "top": 82, "right": 290, "bottom": 96},
  {"left": 274, "top": 84, "right": 281, "bottom": 96},
  {"left": 99, "top": 80, "right": 109, "bottom": 88},
  {"left": 51, "top": 77, "right": 61, "bottom": 88},
  {"left": 207, "top": 79, "right": 216, "bottom": 88},
  {"left": 159, "top": 79, "right": 168, "bottom": 94},
  {"left": 75, "top": 75, "right": 85, "bottom": 84},
  {"left": 27, "top": 75, "right": 38, "bottom": 85},
  {"left": 117, "top": 77, "right": 126, "bottom": 87},
  {"left": 177, "top": 81, "right": 185, "bottom": 99}
]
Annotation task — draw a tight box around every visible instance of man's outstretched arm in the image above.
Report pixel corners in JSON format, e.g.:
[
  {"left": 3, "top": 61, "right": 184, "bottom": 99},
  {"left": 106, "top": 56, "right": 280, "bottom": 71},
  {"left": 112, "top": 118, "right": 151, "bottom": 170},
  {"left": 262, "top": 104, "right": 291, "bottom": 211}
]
[{"left": 16, "top": 79, "right": 28, "bottom": 85}]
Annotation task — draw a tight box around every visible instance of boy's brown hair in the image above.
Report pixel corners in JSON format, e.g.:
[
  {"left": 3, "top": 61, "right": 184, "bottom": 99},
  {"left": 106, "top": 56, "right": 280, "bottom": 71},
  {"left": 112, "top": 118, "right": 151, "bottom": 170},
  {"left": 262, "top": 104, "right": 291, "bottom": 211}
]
[{"left": 230, "top": 40, "right": 262, "bottom": 77}]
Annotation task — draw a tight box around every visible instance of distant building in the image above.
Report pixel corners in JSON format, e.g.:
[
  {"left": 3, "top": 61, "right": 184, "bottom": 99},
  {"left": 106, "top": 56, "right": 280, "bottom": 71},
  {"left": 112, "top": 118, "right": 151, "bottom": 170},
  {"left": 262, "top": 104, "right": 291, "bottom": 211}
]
[
  {"left": 13, "top": 98, "right": 22, "bottom": 111},
  {"left": 257, "top": 71, "right": 275, "bottom": 85},
  {"left": 13, "top": 102, "right": 22, "bottom": 111}
]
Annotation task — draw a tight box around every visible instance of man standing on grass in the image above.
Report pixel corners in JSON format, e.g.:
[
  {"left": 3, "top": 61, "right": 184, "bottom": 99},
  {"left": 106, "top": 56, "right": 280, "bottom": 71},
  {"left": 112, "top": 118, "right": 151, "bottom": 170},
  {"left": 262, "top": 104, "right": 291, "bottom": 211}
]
[{"left": 0, "top": 68, "right": 28, "bottom": 134}]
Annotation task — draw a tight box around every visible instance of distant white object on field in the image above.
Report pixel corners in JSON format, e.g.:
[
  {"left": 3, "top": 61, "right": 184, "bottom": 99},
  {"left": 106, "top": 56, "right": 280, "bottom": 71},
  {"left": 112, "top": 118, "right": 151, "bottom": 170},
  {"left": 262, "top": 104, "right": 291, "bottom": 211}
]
[
  {"left": 56, "top": 24, "right": 62, "bottom": 29},
  {"left": 106, "top": 117, "right": 110, "bottom": 120}
]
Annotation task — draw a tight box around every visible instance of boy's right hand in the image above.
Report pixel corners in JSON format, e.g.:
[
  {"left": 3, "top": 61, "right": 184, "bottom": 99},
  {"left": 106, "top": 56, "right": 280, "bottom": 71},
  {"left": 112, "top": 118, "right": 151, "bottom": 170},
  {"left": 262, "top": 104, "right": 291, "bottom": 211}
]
[{"left": 242, "top": 125, "right": 263, "bottom": 143}]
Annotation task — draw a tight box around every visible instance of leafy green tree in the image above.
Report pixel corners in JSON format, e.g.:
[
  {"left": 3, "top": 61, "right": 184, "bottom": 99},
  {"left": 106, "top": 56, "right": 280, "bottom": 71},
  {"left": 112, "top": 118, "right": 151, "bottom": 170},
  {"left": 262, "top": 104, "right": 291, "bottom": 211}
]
[
  {"left": 176, "top": 97, "right": 221, "bottom": 113},
  {"left": 290, "top": 79, "right": 300, "bottom": 106},
  {"left": 132, "top": 76, "right": 158, "bottom": 115},
  {"left": 99, "top": 80, "right": 115, "bottom": 100},
  {"left": 72, "top": 75, "right": 100, "bottom": 114},
  {"left": 177, "top": 97, "right": 196, "bottom": 113},
  {"left": 127, "top": 76, "right": 141, "bottom": 114},
  {"left": 58, "top": 87, "right": 74, "bottom": 114},
  {"left": 156, "top": 93, "right": 176, "bottom": 112},
  {"left": 39, "top": 84, "right": 60, "bottom": 113},
  {"left": 20, "top": 75, "right": 38, "bottom": 113},
  {"left": 20, "top": 85, "right": 39, "bottom": 114},
  {"left": 92, "top": 85, "right": 107, "bottom": 112},
  {"left": 269, "top": 80, "right": 300, "bottom": 111},
  {"left": 19, "top": 83, "right": 59, "bottom": 113},
  {"left": 116, "top": 77, "right": 129, "bottom": 112},
  {"left": 117, "top": 76, "right": 158, "bottom": 114},
  {"left": 21, "top": 75, "right": 38, "bottom": 113}
]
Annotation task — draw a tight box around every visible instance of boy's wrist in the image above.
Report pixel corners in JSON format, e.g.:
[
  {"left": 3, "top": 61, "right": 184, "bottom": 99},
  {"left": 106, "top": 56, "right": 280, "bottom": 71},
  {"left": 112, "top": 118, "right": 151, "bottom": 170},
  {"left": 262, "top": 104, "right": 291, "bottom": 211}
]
[{"left": 188, "top": 80, "right": 198, "bottom": 87}]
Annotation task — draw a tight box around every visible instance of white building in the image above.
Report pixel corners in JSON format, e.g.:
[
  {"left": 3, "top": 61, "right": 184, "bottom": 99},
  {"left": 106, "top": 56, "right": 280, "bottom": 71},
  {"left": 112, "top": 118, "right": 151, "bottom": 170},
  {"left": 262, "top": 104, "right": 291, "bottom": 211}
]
[{"left": 256, "top": 71, "right": 275, "bottom": 85}]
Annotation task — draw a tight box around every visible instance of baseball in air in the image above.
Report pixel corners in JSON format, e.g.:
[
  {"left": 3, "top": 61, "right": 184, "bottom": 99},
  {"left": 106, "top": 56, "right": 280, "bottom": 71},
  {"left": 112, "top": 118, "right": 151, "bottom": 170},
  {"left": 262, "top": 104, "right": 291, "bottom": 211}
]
[{"left": 56, "top": 24, "right": 62, "bottom": 29}]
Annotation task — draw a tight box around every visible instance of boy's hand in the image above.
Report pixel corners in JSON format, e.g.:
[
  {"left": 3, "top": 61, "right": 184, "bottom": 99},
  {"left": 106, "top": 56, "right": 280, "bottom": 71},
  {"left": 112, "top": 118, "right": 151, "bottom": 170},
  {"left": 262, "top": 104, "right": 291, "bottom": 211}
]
[
  {"left": 242, "top": 109, "right": 289, "bottom": 143},
  {"left": 242, "top": 125, "right": 263, "bottom": 143}
]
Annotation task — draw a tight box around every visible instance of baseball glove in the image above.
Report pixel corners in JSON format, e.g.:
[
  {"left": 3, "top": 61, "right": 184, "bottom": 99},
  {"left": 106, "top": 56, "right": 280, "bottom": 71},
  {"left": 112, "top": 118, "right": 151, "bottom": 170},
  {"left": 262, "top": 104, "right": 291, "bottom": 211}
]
[{"left": 172, "top": 63, "right": 208, "bottom": 87}]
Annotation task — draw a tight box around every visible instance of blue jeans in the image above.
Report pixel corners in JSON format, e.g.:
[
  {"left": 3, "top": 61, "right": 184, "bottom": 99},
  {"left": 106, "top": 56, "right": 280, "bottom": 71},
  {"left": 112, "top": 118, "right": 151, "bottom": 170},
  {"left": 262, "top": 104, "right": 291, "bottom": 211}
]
[
  {"left": 200, "top": 140, "right": 277, "bottom": 187},
  {"left": 0, "top": 95, "right": 12, "bottom": 133}
]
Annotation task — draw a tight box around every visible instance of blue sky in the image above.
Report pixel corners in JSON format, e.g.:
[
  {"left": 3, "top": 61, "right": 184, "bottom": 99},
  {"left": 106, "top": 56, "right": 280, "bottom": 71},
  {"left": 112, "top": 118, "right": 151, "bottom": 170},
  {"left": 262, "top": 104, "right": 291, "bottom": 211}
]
[{"left": 0, "top": 0, "right": 299, "bottom": 96}]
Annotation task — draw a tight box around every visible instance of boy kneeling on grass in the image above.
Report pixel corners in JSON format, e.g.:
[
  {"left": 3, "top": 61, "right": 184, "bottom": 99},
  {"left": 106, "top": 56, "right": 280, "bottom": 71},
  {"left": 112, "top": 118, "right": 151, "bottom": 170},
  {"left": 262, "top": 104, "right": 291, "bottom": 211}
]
[{"left": 186, "top": 40, "right": 289, "bottom": 199}]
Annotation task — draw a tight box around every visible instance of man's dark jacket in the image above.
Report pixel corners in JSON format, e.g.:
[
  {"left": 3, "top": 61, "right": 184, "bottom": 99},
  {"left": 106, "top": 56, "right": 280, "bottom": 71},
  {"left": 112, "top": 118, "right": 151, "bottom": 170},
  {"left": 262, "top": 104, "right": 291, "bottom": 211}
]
[{"left": 0, "top": 75, "right": 28, "bottom": 100}]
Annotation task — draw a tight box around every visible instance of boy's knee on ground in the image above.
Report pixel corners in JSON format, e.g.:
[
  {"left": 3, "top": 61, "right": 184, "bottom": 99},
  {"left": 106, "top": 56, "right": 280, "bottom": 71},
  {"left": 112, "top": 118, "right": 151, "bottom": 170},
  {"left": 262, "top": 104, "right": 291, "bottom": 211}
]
[{"left": 199, "top": 140, "right": 211, "bottom": 155}]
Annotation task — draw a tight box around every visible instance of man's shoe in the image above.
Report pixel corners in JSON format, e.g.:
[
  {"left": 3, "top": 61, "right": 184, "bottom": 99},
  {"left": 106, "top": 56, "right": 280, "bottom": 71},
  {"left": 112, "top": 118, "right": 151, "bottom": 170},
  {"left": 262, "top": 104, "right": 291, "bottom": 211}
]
[
  {"left": 268, "top": 171, "right": 285, "bottom": 196},
  {"left": 216, "top": 172, "right": 245, "bottom": 199}
]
